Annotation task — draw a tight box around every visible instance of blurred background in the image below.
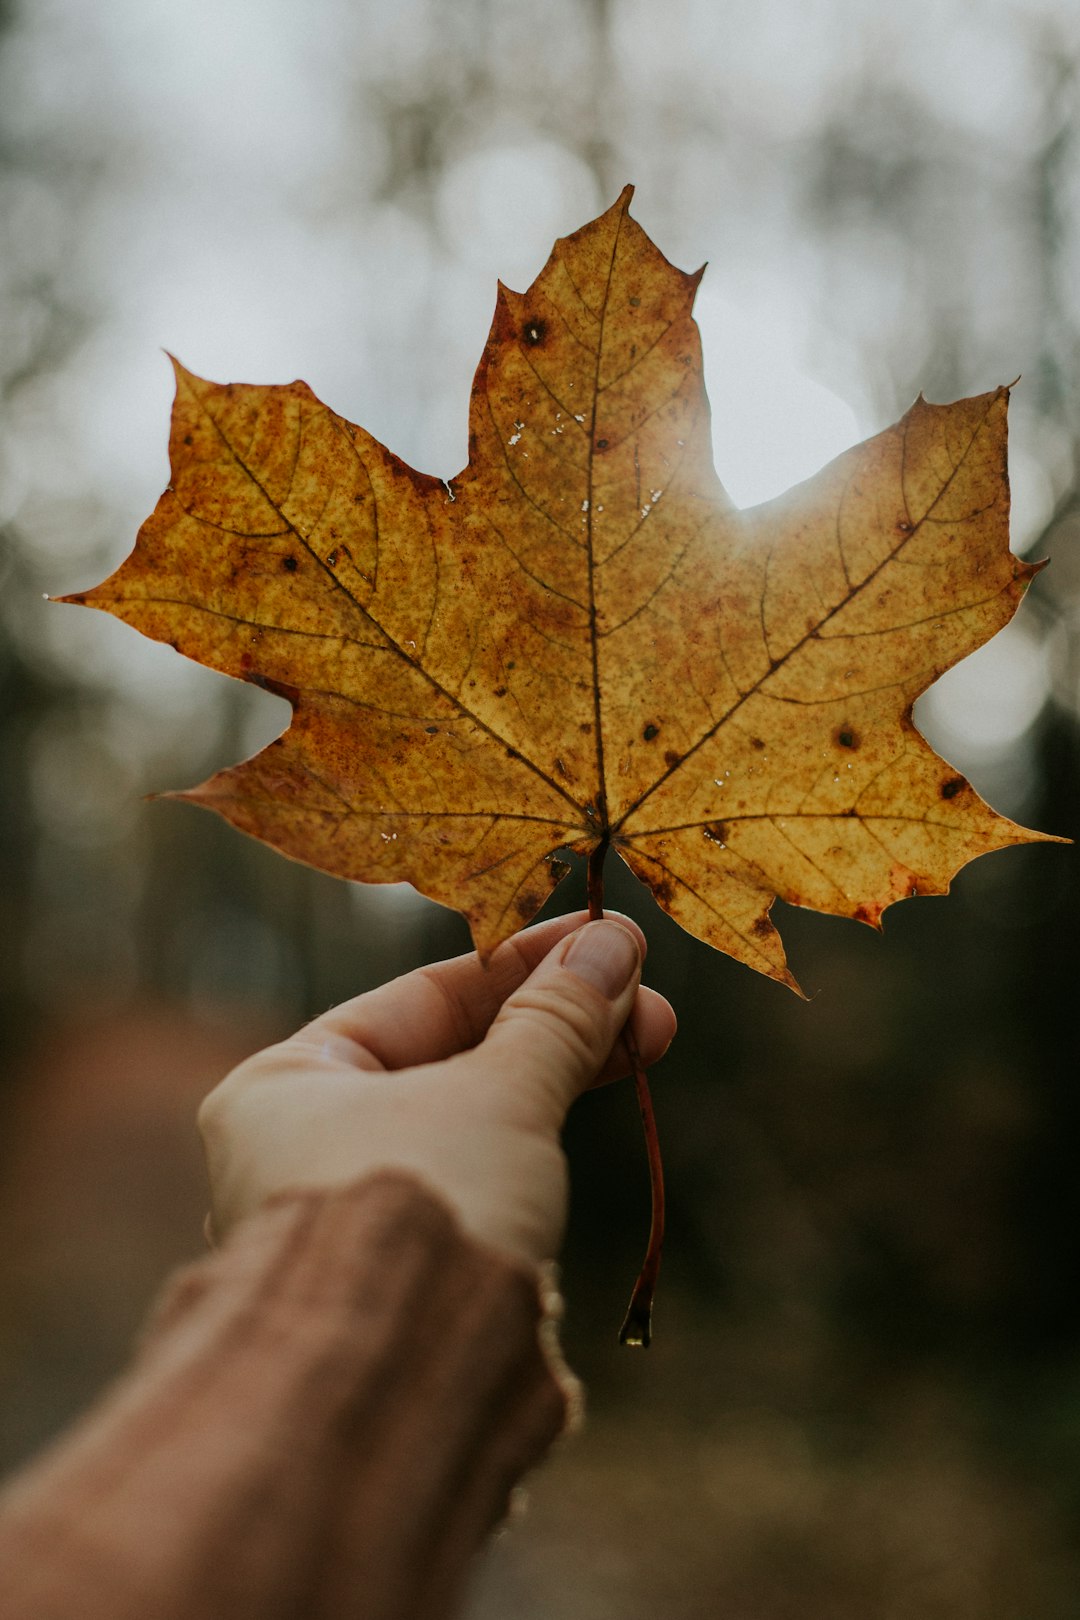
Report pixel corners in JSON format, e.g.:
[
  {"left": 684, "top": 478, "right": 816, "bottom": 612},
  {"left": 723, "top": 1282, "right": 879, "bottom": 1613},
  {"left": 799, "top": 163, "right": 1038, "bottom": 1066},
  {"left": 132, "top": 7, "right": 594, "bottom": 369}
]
[{"left": 1, "top": 0, "right": 1079, "bottom": 1613}]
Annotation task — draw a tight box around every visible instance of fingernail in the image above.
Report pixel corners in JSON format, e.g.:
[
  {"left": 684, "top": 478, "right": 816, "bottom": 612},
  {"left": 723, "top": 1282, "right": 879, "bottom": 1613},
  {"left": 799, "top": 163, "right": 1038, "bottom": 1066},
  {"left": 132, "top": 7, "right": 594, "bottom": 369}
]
[{"left": 562, "top": 921, "right": 640, "bottom": 999}]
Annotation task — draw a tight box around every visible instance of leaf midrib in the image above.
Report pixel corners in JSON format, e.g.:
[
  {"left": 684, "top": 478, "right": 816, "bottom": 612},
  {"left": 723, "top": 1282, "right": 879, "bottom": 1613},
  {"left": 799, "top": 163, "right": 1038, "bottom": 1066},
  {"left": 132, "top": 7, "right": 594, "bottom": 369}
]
[{"left": 584, "top": 198, "right": 628, "bottom": 837}]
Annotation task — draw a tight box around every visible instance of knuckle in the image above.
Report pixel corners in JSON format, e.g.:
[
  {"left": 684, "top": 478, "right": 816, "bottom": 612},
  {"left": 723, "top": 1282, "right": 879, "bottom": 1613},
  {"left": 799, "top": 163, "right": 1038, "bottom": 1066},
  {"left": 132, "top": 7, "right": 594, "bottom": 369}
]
[
  {"left": 196, "top": 1040, "right": 291, "bottom": 1145},
  {"left": 196, "top": 1070, "right": 247, "bottom": 1147},
  {"left": 195, "top": 1083, "right": 227, "bottom": 1146},
  {"left": 500, "top": 981, "right": 608, "bottom": 1073}
]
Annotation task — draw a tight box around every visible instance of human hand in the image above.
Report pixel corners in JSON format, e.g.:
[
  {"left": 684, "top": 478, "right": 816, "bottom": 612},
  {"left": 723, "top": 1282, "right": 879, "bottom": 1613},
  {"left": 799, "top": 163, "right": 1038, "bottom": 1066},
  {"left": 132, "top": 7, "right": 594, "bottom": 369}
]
[{"left": 198, "top": 912, "right": 676, "bottom": 1269}]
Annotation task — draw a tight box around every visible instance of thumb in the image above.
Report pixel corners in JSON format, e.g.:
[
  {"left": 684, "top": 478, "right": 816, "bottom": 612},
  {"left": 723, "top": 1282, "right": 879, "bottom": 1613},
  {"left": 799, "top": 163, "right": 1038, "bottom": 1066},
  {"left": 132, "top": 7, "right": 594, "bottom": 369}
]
[{"left": 473, "top": 919, "right": 642, "bottom": 1122}]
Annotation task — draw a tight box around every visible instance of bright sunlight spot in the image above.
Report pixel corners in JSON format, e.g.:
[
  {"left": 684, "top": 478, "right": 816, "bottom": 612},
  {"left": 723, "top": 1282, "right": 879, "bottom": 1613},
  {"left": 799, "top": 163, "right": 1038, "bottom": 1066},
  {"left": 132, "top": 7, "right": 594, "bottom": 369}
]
[{"left": 694, "top": 285, "right": 864, "bottom": 509}]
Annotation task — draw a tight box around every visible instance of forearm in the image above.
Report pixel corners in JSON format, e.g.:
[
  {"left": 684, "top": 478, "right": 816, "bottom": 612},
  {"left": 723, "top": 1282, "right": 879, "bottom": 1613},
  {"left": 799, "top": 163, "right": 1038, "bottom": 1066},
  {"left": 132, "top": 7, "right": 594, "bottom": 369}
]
[{"left": 0, "top": 1171, "right": 574, "bottom": 1620}]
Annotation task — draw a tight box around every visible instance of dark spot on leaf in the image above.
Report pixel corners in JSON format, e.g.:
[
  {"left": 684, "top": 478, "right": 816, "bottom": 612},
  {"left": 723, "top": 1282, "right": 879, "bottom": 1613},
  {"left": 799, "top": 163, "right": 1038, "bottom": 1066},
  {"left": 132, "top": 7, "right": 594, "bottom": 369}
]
[
  {"left": 750, "top": 737, "right": 766, "bottom": 751},
  {"left": 703, "top": 822, "right": 727, "bottom": 844},
  {"left": 596, "top": 438, "right": 609, "bottom": 451},
  {"left": 183, "top": 434, "right": 193, "bottom": 446},
  {"left": 515, "top": 891, "right": 542, "bottom": 919},
  {"left": 507, "top": 660, "right": 516, "bottom": 670},
  {"left": 750, "top": 916, "right": 772, "bottom": 938},
  {"left": 506, "top": 746, "right": 521, "bottom": 760},
  {"left": 835, "top": 726, "right": 859, "bottom": 749},
  {"left": 652, "top": 877, "right": 674, "bottom": 905},
  {"left": 853, "top": 903, "right": 875, "bottom": 925},
  {"left": 240, "top": 652, "right": 253, "bottom": 670},
  {"left": 629, "top": 296, "right": 640, "bottom": 307},
  {"left": 579, "top": 721, "right": 592, "bottom": 734},
  {"left": 494, "top": 685, "right": 507, "bottom": 697},
  {"left": 664, "top": 749, "right": 682, "bottom": 768},
  {"left": 425, "top": 725, "right": 438, "bottom": 734},
  {"left": 643, "top": 723, "right": 659, "bottom": 741},
  {"left": 940, "top": 776, "right": 966, "bottom": 799},
  {"left": 282, "top": 556, "right": 299, "bottom": 573},
  {"left": 524, "top": 319, "right": 546, "bottom": 345},
  {"left": 326, "top": 550, "right": 338, "bottom": 567}
]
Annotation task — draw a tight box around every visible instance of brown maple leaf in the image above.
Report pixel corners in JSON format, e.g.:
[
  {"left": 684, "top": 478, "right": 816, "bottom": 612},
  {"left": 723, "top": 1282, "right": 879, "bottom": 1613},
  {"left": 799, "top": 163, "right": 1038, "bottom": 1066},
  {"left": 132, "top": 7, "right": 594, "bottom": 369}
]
[{"left": 63, "top": 187, "right": 1061, "bottom": 991}]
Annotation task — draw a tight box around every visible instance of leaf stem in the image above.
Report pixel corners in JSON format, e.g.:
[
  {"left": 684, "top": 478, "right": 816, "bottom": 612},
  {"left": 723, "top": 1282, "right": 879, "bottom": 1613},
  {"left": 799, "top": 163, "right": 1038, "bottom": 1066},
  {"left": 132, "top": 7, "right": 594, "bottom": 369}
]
[
  {"left": 586, "top": 838, "right": 610, "bottom": 922},
  {"left": 586, "top": 841, "right": 665, "bottom": 1348}
]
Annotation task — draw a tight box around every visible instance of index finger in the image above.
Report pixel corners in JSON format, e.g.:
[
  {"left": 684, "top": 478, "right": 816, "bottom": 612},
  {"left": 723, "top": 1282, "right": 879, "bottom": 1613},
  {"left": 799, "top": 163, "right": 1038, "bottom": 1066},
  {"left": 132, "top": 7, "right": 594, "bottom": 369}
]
[{"left": 300, "top": 909, "right": 649, "bottom": 1071}]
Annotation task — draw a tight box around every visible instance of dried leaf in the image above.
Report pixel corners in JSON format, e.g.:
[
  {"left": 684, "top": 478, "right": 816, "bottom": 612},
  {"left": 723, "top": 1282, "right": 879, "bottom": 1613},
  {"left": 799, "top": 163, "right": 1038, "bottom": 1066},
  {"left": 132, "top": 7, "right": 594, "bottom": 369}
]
[{"left": 64, "top": 188, "right": 1062, "bottom": 989}]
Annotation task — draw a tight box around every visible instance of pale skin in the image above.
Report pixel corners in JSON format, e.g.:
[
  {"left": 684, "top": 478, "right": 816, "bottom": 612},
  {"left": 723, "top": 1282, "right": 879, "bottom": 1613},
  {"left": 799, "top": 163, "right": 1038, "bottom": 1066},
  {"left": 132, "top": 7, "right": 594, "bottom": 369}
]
[{"left": 199, "top": 912, "right": 678, "bottom": 1269}]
